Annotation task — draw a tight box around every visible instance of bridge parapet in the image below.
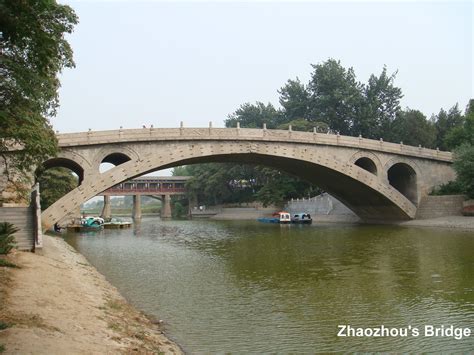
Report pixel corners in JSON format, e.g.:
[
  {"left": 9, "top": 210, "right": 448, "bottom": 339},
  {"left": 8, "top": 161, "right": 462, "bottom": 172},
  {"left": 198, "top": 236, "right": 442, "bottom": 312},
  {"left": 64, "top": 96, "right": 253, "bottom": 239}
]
[{"left": 57, "top": 127, "right": 452, "bottom": 163}]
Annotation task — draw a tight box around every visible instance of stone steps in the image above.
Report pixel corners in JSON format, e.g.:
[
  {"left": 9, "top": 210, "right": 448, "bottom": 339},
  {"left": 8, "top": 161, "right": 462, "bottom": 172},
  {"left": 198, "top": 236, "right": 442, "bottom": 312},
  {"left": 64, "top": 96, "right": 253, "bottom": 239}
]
[{"left": 416, "top": 195, "right": 464, "bottom": 219}]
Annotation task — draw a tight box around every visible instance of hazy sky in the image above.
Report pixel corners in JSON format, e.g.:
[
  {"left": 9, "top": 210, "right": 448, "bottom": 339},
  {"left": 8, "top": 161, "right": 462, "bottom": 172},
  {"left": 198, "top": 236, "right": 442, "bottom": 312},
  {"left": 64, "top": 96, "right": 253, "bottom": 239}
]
[{"left": 54, "top": 0, "right": 473, "bottom": 133}]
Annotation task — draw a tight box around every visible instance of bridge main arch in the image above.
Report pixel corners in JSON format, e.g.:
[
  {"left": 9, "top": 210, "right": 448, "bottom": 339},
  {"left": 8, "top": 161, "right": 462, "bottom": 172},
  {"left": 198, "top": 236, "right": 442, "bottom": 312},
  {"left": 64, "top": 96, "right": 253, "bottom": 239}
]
[{"left": 41, "top": 140, "right": 418, "bottom": 230}]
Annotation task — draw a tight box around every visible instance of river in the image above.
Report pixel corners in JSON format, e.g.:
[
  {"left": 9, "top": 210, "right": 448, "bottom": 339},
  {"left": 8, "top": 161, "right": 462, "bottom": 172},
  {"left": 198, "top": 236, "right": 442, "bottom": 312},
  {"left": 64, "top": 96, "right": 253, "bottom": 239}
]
[{"left": 64, "top": 218, "right": 474, "bottom": 352}]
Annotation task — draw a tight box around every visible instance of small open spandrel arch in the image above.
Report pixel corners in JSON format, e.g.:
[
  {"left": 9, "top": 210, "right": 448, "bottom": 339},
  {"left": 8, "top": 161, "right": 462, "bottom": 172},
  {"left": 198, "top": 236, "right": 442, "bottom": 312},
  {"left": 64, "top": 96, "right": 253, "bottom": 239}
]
[
  {"left": 387, "top": 163, "right": 418, "bottom": 205},
  {"left": 354, "top": 157, "right": 377, "bottom": 175},
  {"left": 100, "top": 152, "right": 131, "bottom": 173}
]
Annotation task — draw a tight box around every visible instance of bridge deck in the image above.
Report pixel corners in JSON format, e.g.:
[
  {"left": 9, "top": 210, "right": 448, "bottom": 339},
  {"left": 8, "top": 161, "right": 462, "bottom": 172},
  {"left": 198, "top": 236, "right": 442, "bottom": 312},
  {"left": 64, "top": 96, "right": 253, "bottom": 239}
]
[{"left": 55, "top": 127, "right": 452, "bottom": 163}]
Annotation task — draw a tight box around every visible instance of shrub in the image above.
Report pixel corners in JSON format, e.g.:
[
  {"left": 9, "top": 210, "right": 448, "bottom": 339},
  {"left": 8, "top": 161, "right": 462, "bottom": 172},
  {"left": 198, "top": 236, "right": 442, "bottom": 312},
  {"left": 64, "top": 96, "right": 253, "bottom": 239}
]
[
  {"left": 430, "top": 180, "right": 463, "bottom": 195},
  {"left": 0, "top": 258, "right": 18, "bottom": 268},
  {"left": 0, "top": 222, "right": 18, "bottom": 255}
]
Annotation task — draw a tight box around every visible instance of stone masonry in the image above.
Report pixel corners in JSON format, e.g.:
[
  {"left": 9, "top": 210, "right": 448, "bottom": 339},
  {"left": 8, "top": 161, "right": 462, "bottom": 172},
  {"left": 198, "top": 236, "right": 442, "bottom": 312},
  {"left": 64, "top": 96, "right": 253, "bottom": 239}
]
[{"left": 6, "top": 126, "right": 454, "bottom": 230}]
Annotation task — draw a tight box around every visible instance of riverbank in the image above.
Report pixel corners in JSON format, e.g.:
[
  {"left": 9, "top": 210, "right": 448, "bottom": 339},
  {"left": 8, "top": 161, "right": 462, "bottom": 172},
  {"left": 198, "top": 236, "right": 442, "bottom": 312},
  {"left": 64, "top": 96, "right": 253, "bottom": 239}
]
[
  {"left": 398, "top": 215, "right": 474, "bottom": 231},
  {"left": 0, "top": 235, "right": 182, "bottom": 354}
]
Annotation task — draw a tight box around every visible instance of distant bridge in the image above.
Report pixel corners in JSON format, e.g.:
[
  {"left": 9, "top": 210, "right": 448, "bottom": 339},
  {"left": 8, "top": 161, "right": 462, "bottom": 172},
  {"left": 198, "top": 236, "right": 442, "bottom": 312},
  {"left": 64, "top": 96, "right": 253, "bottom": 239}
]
[
  {"left": 98, "top": 176, "right": 190, "bottom": 219},
  {"left": 39, "top": 125, "right": 455, "bottom": 230}
]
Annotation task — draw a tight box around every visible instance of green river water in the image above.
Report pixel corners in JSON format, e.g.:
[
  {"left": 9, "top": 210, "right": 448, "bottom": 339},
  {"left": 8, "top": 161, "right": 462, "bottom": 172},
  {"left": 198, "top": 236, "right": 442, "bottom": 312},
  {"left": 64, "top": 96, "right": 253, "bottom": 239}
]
[{"left": 64, "top": 218, "right": 473, "bottom": 353}]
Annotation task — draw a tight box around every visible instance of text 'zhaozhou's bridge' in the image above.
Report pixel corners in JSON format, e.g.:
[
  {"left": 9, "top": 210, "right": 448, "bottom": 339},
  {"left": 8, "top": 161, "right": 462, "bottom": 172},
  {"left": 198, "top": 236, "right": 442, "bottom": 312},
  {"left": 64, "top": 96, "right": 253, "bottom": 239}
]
[
  {"left": 39, "top": 124, "right": 455, "bottom": 231},
  {"left": 98, "top": 176, "right": 190, "bottom": 219}
]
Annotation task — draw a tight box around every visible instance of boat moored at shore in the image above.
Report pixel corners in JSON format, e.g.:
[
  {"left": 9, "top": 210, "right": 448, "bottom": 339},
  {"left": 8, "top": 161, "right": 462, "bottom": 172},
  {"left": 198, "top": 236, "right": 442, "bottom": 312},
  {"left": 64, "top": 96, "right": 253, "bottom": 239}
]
[
  {"left": 291, "top": 213, "right": 312, "bottom": 224},
  {"left": 258, "top": 211, "right": 291, "bottom": 224}
]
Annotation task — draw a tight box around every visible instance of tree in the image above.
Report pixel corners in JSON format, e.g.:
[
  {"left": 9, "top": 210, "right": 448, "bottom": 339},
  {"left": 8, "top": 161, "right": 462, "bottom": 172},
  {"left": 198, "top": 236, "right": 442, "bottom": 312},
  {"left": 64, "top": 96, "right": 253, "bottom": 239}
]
[
  {"left": 443, "top": 100, "right": 474, "bottom": 150},
  {"left": 225, "top": 102, "right": 282, "bottom": 129},
  {"left": 254, "top": 167, "right": 318, "bottom": 207},
  {"left": 354, "top": 66, "right": 403, "bottom": 139},
  {"left": 452, "top": 144, "right": 474, "bottom": 199},
  {"left": 388, "top": 109, "right": 436, "bottom": 148},
  {"left": 278, "top": 78, "right": 310, "bottom": 120},
  {"left": 0, "top": 1, "right": 78, "bottom": 198},
  {"left": 433, "top": 104, "right": 464, "bottom": 150},
  {"left": 308, "top": 59, "right": 364, "bottom": 135},
  {"left": 37, "top": 167, "right": 78, "bottom": 210}
]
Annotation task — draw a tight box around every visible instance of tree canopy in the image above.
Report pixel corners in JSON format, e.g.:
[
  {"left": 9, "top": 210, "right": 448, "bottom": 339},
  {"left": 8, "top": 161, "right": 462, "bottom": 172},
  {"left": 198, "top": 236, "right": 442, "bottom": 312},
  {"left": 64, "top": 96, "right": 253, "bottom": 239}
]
[
  {"left": 176, "top": 58, "right": 472, "bottom": 207},
  {"left": 452, "top": 144, "right": 474, "bottom": 199},
  {"left": 388, "top": 109, "right": 436, "bottom": 147},
  {"left": 37, "top": 167, "right": 78, "bottom": 210},
  {"left": 0, "top": 0, "right": 78, "bottom": 197}
]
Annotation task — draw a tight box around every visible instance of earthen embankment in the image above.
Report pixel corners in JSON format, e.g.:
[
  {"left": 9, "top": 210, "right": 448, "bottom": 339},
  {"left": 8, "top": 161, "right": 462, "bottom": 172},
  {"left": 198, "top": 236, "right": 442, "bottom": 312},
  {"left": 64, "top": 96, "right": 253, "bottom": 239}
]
[{"left": 0, "top": 235, "right": 182, "bottom": 354}]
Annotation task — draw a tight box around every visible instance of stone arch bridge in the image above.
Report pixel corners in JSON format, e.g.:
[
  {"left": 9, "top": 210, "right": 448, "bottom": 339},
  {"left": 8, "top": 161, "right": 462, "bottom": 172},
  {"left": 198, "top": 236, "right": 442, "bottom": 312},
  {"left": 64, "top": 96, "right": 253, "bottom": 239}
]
[{"left": 41, "top": 126, "right": 455, "bottom": 230}]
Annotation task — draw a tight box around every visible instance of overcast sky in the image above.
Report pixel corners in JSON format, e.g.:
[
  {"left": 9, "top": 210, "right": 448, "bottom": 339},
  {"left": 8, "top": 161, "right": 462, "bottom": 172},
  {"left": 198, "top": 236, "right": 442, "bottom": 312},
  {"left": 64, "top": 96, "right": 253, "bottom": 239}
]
[{"left": 54, "top": 0, "right": 473, "bottom": 133}]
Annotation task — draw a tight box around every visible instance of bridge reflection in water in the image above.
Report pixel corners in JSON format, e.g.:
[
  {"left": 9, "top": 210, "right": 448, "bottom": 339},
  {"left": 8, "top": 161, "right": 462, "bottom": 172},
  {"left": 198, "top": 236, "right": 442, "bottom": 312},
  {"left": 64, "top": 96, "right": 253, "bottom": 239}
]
[{"left": 98, "top": 176, "right": 190, "bottom": 219}]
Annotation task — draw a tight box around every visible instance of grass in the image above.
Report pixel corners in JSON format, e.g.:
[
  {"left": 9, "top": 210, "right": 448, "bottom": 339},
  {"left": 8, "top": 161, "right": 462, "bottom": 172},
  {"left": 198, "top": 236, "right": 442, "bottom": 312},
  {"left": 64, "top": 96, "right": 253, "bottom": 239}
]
[
  {"left": 106, "top": 299, "right": 124, "bottom": 311},
  {"left": 0, "top": 344, "right": 5, "bottom": 353},
  {"left": 0, "top": 258, "right": 19, "bottom": 268},
  {"left": 107, "top": 322, "right": 122, "bottom": 332},
  {"left": 0, "top": 321, "right": 10, "bottom": 330}
]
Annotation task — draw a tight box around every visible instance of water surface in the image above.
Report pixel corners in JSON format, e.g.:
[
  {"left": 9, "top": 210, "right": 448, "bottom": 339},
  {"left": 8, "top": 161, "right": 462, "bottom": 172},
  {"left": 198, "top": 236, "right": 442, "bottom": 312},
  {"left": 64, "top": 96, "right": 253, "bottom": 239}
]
[{"left": 64, "top": 218, "right": 474, "bottom": 352}]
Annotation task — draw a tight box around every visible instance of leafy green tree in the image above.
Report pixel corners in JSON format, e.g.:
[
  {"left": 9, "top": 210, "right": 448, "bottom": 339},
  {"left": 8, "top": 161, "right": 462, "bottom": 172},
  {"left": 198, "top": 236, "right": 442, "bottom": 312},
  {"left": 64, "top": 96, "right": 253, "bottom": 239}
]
[
  {"left": 443, "top": 100, "right": 474, "bottom": 149},
  {"left": 171, "top": 165, "right": 191, "bottom": 176},
  {"left": 278, "top": 78, "right": 310, "bottom": 120},
  {"left": 308, "top": 59, "right": 364, "bottom": 135},
  {"left": 171, "top": 198, "right": 188, "bottom": 219},
  {"left": 452, "top": 144, "right": 474, "bottom": 199},
  {"left": 433, "top": 104, "right": 464, "bottom": 150},
  {"left": 389, "top": 109, "right": 436, "bottom": 148},
  {"left": 254, "top": 167, "right": 318, "bottom": 207},
  {"left": 354, "top": 66, "right": 403, "bottom": 139},
  {"left": 0, "top": 1, "right": 78, "bottom": 192},
  {"left": 37, "top": 167, "right": 78, "bottom": 210},
  {"left": 225, "top": 102, "right": 282, "bottom": 129}
]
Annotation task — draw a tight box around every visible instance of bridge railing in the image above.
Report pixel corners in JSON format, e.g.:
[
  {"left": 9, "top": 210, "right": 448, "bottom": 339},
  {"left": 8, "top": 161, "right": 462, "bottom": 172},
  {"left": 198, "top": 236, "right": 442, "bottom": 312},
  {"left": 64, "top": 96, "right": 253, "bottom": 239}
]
[
  {"left": 56, "top": 127, "right": 453, "bottom": 162},
  {"left": 102, "top": 187, "right": 186, "bottom": 194}
]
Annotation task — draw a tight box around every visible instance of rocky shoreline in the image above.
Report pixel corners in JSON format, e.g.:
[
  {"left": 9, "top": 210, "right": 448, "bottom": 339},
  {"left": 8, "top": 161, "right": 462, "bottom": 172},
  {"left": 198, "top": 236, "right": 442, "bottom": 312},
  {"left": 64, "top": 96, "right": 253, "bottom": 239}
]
[{"left": 0, "top": 235, "right": 182, "bottom": 354}]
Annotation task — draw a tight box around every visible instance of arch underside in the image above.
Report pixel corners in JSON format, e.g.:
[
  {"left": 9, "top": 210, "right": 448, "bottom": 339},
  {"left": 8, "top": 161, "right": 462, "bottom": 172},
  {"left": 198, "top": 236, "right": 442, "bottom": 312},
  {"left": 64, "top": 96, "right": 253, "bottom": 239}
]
[
  {"left": 165, "top": 154, "right": 413, "bottom": 221},
  {"left": 42, "top": 142, "right": 417, "bottom": 230}
]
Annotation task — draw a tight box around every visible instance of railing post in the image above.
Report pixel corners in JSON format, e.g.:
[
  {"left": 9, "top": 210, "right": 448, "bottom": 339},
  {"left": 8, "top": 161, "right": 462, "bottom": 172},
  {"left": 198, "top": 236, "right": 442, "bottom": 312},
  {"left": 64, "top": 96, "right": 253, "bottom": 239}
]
[{"left": 180, "top": 121, "right": 184, "bottom": 136}]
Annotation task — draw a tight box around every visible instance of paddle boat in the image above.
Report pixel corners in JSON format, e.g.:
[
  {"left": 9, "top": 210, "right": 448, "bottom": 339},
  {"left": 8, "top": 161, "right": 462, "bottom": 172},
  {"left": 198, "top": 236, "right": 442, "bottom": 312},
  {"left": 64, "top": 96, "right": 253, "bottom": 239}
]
[
  {"left": 291, "top": 212, "right": 313, "bottom": 224},
  {"left": 257, "top": 211, "right": 291, "bottom": 224},
  {"left": 67, "top": 216, "right": 104, "bottom": 232}
]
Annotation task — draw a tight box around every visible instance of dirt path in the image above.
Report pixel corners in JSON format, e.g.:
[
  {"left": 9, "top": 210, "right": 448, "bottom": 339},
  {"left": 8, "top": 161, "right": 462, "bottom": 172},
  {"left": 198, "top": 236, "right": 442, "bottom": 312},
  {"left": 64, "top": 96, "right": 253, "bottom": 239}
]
[{"left": 0, "top": 235, "right": 182, "bottom": 354}]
